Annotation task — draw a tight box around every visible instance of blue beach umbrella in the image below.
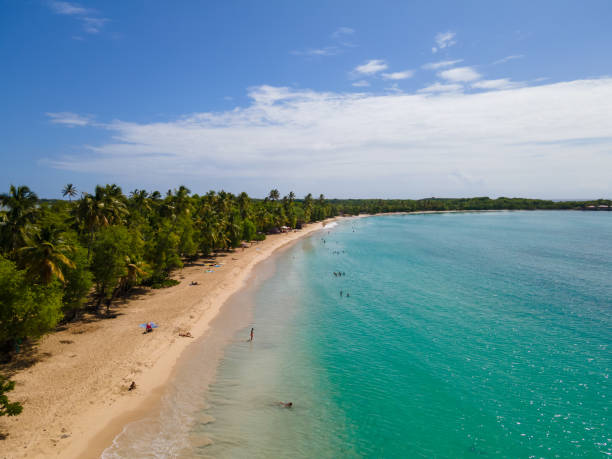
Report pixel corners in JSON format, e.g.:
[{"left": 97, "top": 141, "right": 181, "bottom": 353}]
[{"left": 139, "top": 322, "right": 159, "bottom": 328}]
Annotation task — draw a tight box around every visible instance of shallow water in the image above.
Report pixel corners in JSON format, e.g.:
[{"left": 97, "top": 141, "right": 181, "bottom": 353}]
[{"left": 105, "top": 211, "right": 612, "bottom": 458}]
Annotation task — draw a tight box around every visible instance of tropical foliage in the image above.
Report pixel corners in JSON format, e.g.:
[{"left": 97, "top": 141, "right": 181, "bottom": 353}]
[
  {"left": 0, "top": 183, "right": 607, "bottom": 357},
  {"left": 0, "top": 184, "right": 336, "bottom": 355}
]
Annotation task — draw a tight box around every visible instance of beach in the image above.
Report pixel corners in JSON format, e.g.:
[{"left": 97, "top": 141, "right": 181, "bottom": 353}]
[{"left": 0, "top": 220, "right": 334, "bottom": 459}]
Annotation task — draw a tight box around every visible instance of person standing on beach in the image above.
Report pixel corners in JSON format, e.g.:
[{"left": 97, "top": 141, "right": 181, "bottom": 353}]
[{"left": 250, "top": 327, "right": 254, "bottom": 341}]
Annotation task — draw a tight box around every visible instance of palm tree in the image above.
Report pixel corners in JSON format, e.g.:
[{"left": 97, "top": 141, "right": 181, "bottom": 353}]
[
  {"left": 172, "top": 185, "right": 192, "bottom": 217},
  {"left": 237, "top": 192, "right": 251, "bottom": 220},
  {"left": 72, "top": 187, "right": 127, "bottom": 258},
  {"left": 62, "top": 184, "right": 78, "bottom": 202},
  {"left": 268, "top": 189, "right": 280, "bottom": 201},
  {"left": 0, "top": 185, "right": 39, "bottom": 254},
  {"left": 18, "top": 227, "right": 75, "bottom": 284},
  {"left": 129, "top": 189, "right": 152, "bottom": 220},
  {"left": 118, "top": 256, "right": 148, "bottom": 296}
]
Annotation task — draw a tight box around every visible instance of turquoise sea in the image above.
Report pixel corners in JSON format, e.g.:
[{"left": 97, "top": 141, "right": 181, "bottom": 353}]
[{"left": 104, "top": 211, "right": 611, "bottom": 458}]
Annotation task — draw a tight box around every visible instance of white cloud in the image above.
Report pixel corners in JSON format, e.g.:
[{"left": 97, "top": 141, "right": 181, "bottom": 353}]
[
  {"left": 352, "top": 80, "right": 370, "bottom": 87},
  {"left": 48, "top": 1, "right": 108, "bottom": 34},
  {"left": 49, "top": 1, "right": 91, "bottom": 15},
  {"left": 384, "top": 83, "right": 402, "bottom": 93},
  {"left": 382, "top": 70, "right": 414, "bottom": 80},
  {"left": 432, "top": 31, "right": 456, "bottom": 53},
  {"left": 493, "top": 54, "right": 525, "bottom": 65},
  {"left": 332, "top": 27, "right": 354, "bottom": 38},
  {"left": 46, "top": 112, "right": 92, "bottom": 127},
  {"left": 422, "top": 59, "right": 463, "bottom": 70},
  {"left": 47, "top": 78, "right": 612, "bottom": 198},
  {"left": 354, "top": 59, "right": 388, "bottom": 75},
  {"left": 293, "top": 27, "right": 355, "bottom": 57},
  {"left": 418, "top": 82, "right": 463, "bottom": 93},
  {"left": 472, "top": 79, "right": 524, "bottom": 90},
  {"left": 439, "top": 66, "right": 481, "bottom": 82},
  {"left": 81, "top": 17, "right": 108, "bottom": 34},
  {"left": 291, "top": 47, "right": 339, "bottom": 56}
]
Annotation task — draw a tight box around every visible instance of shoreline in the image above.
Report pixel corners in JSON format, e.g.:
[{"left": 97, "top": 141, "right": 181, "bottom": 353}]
[
  {"left": 0, "top": 209, "right": 589, "bottom": 458},
  {"left": 0, "top": 218, "right": 337, "bottom": 459}
]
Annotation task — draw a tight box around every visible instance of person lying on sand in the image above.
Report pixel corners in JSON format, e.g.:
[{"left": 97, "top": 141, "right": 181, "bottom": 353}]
[
  {"left": 278, "top": 401, "right": 293, "bottom": 408},
  {"left": 179, "top": 332, "right": 193, "bottom": 338}
]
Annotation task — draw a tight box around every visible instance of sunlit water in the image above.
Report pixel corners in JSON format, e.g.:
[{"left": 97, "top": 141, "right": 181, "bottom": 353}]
[{"left": 104, "top": 211, "right": 611, "bottom": 458}]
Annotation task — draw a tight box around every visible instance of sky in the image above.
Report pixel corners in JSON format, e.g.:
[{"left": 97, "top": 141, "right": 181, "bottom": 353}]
[{"left": 1, "top": 0, "right": 612, "bottom": 199}]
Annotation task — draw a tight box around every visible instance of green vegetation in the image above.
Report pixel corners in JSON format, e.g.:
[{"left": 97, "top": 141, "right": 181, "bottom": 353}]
[
  {"left": 0, "top": 375, "right": 22, "bottom": 417},
  {"left": 0, "top": 183, "right": 607, "bottom": 358},
  {"left": 0, "top": 184, "right": 336, "bottom": 357}
]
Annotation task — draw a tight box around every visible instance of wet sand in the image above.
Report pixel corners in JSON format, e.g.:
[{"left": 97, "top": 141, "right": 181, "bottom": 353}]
[{"left": 0, "top": 220, "right": 335, "bottom": 459}]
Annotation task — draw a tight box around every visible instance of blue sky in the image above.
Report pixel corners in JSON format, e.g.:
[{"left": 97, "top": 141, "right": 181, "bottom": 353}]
[{"left": 1, "top": 0, "right": 612, "bottom": 199}]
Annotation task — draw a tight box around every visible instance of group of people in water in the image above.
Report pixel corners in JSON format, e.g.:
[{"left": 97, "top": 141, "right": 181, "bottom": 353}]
[{"left": 333, "top": 271, "right": 346, "bottom": 277}]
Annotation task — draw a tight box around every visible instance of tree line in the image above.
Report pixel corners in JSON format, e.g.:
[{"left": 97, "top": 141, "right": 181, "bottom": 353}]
[
  {"left": 0, "top": 185, "right": 605, "bottom": 357},
  {"left": 0, "top": 184, "right": 336, "bottom": 357}
]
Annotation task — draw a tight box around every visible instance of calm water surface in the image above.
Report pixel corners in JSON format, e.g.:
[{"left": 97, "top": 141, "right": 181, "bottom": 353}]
[{"left": 106, "top": 211, "right": 612, "bottom": 458}]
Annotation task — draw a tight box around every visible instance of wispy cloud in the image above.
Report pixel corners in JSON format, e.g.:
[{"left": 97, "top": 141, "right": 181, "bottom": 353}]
[
  {"left": 332, "top": 27, "right": 354, "bottom": 39},
  {"left": 291, "top": 47, "right": 339, "bottom": 57},
  {"left": 382, "top": 70, "right": 414, "bottom": 80},
  {"left": 352, "top": 80, "right": 370, "bottom": 87},
  {"left": 354, "top": 59, "right": 388, "bottom": 75},
  {"left": 493, "top": 54, "right": 525, "bottom": 65},
  {"left": 49, "top": 1, "right": 91, "bottom": 15},
  {"left": 292, "top": 26, "right": 355, "bottom": 57},
  {"left": 48, "top": 1, "right": 108, "bottom": 35},
  {"left": 472, "top": 79, "right": 524, "bottom": 90},
  {"left": 418, "top": 82, "right": 463, "bottom": 93},
  {"left": 439, "top": 66, "right": 481, "bottom": 82},
  {"left": 432, "top": 31, "right": 456, "bottom": 53},
  {"left": 46, "top": 78, "right": 612, "bottom": 197},
  {"left": 46, "top": 112, "right": 92, "bottom": 127},
  {"left": 82, "top": 17, "right": 108, "bottom": 34},
  {"left": 422, "top": 59, "right": 463, "bottom": 70}
]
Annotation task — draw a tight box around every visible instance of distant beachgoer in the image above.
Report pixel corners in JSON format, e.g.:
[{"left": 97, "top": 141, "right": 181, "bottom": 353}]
[
  {"left": 347, "top": 293, "right": 350, "bottom": 297},
  {"left": 279, "top": 401, "right": 293, "bottom": 408},
  {"left": 340, "top": 290, "right": 343, "bottom": 297},
  {"left": 179, "top": 331, "right": 193, "bottom": 338},
  {"left": 128, "top": 381, "right": 136, "bottom": 391},
  {"left": 146, "top": 322, "right": 153, "bottom": 333},
  {"left": 250, "top": 328, "right": 254, "bottom": 341}
]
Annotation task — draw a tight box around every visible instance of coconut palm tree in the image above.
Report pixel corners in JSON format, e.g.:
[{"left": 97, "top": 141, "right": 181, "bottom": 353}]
[
  {"left": 128, "top": 189, "right": 152, "bottom": 220},
  {"left": 0, "top": 185, "right": 39, "bottom": 254},
  {"left": 118, "top": 256, "right": 148, "bottom": 295},
  {"left": 268, "top": 189, "right": 280, "bottom": 201},
  {"left": 72, "top": 187, "right": 127, "bottom": 258},
  {"left": 62, "top": 184, "right": 78, "bottom": 202},
  {"left": 18, "top": 227, "right": 75, "bottom": 284},
  {"left": 237, "top": 192, "right": 251, "bottom": 220}
]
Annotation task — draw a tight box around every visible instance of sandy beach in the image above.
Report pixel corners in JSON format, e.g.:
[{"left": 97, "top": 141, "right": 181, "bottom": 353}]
[{"left": 0, "top": 220, "right": 334, "bottom": 459}]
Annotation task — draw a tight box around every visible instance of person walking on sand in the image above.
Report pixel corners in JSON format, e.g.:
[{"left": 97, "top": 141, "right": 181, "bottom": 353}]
[{"left": 250, "top": 327, "right": 254, "bottom": 342}]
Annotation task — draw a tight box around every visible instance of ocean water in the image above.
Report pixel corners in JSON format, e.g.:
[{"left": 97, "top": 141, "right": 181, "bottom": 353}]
[{"left": 104, "top": 211, "right": 611, "bottom": 458}]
